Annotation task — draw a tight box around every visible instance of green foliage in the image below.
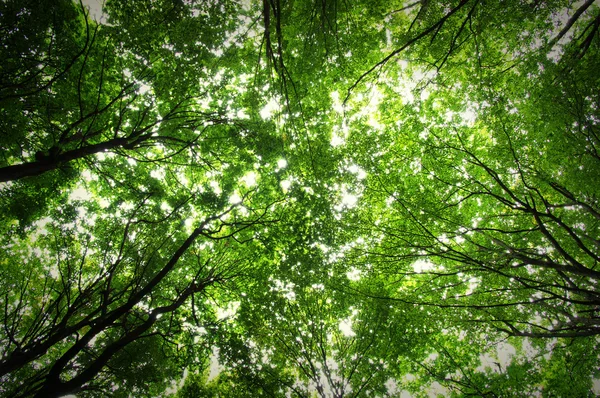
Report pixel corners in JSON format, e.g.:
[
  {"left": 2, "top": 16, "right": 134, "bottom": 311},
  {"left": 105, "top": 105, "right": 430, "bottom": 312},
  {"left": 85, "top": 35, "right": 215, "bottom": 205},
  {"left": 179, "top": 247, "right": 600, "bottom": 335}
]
[{"left": 1, "top": 0, "right": 599, "bottom": 397}]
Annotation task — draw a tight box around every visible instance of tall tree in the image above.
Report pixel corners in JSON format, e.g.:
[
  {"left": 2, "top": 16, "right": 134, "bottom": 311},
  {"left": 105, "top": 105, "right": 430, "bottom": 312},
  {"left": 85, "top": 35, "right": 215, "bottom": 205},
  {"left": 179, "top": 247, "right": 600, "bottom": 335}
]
[
  {"left": 347, "top": 16, "right": 600, "bottom": 338},
  {"left": 2, "top": 0, "right": 600, "bottom": 396},
  {"left": 0, "top": 173, "right": 283, "bottom": 397}
]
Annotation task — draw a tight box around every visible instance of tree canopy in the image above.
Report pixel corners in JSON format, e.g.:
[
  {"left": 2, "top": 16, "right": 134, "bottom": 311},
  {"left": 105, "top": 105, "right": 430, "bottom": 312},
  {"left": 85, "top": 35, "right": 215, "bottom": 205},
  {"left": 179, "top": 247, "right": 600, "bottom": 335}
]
[{"left": 1, "top": 0, "right": 599, "bottom": 397}]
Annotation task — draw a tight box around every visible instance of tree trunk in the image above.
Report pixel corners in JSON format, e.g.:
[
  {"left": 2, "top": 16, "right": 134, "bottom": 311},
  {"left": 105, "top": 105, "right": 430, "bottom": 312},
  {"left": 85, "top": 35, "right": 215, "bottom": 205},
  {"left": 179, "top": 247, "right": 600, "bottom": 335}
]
[{"left": 0, "top": 137, "right": 130, "bottom": 182}]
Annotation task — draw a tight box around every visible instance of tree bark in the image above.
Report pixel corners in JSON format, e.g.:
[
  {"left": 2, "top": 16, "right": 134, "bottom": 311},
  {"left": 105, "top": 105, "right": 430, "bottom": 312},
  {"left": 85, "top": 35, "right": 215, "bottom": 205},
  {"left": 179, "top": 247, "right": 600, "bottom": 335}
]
[{"left": 0, "top": 138, "right": 131, "bottom": 182}]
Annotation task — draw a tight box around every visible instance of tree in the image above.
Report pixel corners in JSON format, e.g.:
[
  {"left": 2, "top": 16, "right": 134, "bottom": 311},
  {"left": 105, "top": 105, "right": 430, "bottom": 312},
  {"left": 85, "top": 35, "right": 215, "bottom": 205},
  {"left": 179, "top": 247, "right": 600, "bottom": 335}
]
[
  {"left": 2, "top": 0, "right": 600, "bottom": 396},
  {"left": 0, "top": 0, "right": 251, "bottom": 183},
  {"left": 1, "top": 0, "right": 285, "bottom": 396},
  {"left": 346, "top": 19, "right": 600, "bottom": 337},
  {"left": 221, "top": 288, "right": 401, "bottom": 397},
  {"left": 0, "top": 179, "right": 282, "bottom": 397},
  {"left": 0, "top": 0, "right": 266, "bottom": 230}
]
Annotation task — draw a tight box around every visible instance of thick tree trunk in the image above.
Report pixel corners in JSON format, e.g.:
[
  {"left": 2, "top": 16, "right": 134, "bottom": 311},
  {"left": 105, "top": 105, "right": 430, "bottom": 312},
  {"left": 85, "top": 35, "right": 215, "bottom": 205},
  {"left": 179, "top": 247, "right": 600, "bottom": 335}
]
[{"left": 0, "top": 138, "right": 130, "bottom": 182}]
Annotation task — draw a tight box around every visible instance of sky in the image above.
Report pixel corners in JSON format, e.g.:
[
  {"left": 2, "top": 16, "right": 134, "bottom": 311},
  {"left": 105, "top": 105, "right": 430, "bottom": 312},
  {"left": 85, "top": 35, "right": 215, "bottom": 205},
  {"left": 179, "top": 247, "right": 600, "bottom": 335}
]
[{"left": 81, "top": 0, "right": 106, "bottom": 23}]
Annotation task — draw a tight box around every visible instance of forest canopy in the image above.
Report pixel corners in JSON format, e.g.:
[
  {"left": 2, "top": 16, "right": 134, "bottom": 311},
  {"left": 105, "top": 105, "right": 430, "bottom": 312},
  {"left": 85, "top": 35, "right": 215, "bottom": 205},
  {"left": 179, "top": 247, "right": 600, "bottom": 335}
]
[{"left": 0, "top": 0, "right": 599, "bottom": 397}]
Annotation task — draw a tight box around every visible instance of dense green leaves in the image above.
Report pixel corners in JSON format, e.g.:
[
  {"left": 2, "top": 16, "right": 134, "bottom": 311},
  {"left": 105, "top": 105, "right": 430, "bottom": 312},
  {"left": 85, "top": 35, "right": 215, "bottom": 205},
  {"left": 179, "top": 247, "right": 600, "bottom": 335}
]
[{"left": 1, "top": 0, "right": 599, "bottom": 396}]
